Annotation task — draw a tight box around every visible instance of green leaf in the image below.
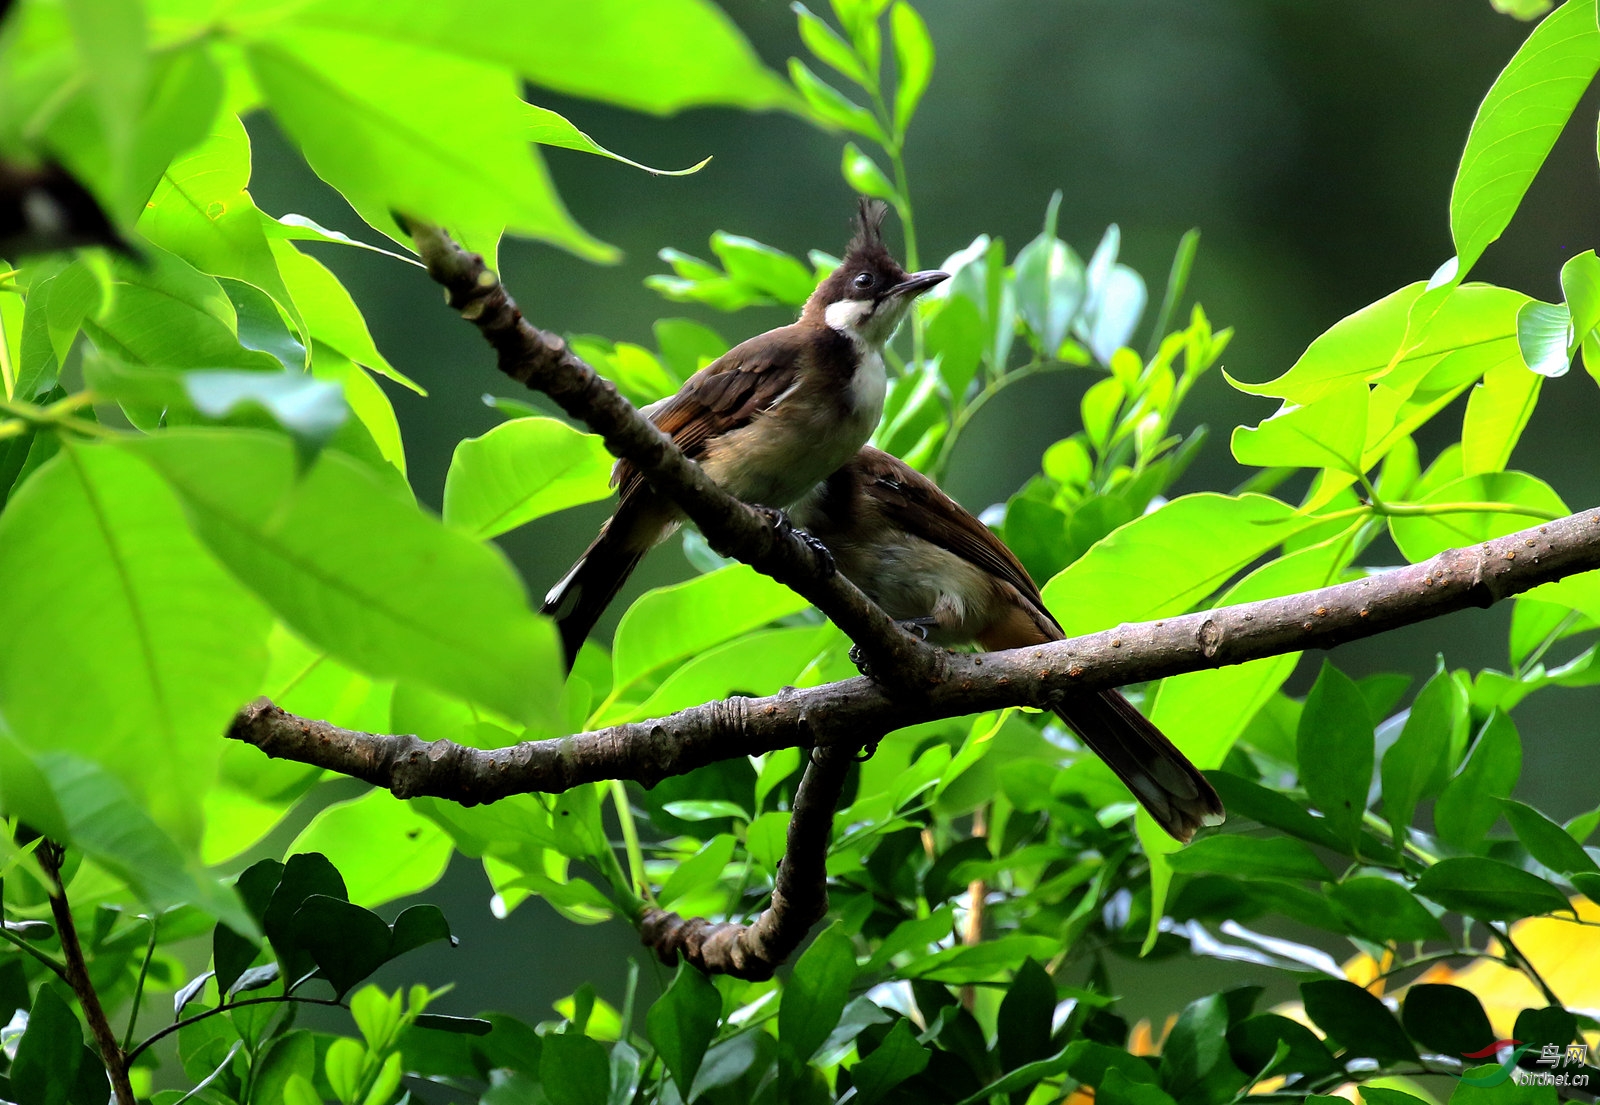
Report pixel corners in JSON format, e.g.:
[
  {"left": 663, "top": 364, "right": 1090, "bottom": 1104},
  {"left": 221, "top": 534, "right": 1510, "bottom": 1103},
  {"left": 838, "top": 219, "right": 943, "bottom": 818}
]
[
  {"left": 611, "top": 565, "right": 811, "bottom": 691},
  {"left": 300, "top": 0, "right": 801, "bottom": 114},
  {"left": 1361, "top": 1089, "right": 1433, "bottom": 1105},
  {"left": 1381, "top": 664, "right": 1467, "bottom": 838},
  {"left": 539, "top": 1031, "right": 612, "bottom": 1105},
  {"left": 1451, "top": 0, "right": 1600, "bottom": 275},
  {"left": 1415, "top": 856, "right": 1572, "bottom": 920},
  {"left": 710, "top": 232, "right": 816, "bottom": 306},
  {"left": 647, "top": 961, "right": 722, "bottom": 1098},
  {"left": 1232, "top": 382, "right": 1368, "bottom": 475},
  {"left": 443, "top": 417, "right": 614, "bottom": 539},
  {"left": 266, "top": 235, "right": 421, "bottom": 393},
  {"left": 413, "top": 1013, "right": 493, "bottom": 1035},
  {"left": 780, "top": 921, "right": 857, "bottom": 1063},
  {"left": 1161, "top": 993, "right": 1237, "bottom": 1098},
  {"left": 1501, "top": 799, "right": 1599, "bottom": 873},
  {"left": 657, "top": 833, "right": 736, "bottom": 908},
  {"left": 850, "top": 1019, "right": 930, "bottom": 1105},
  {"left": 1229, "top": 282, "right": 1528, "bottom": 405},
  {"left": 1436, "top": 711, "right": 1522, "bottom": 852},
  {"left": 242, "top": 25, "right": 613, "bottom": 260},
  {"left": 616, "top": 626, "right": 832, "bottom": 725},
  {"left": 1226, "top": 1014, "right": 1339, "bottom": 1078},
  {"left": 137, "top": 113, "right": 300, "bottom": 337},
  {"left": 1561, "top": 250, "right": 1600, "bottom": 352},
  {"left": 252, "top": 1031, "right": 317, "bottom": 1105},
  {"left": 788, "top": 57, "right": 889, "bottom": 144},
  {"left": 84, "top": 249, "right": 280, "bottom": 374},
  {"left": 1206, "top": 773, "right": 1347, "bottom": 853},
  {"left": 1327, "top": 876, "right": 1447, "bottom": 943},
  {"left": 1039, "top": 493, "right": 1305, "bottom": 636},
  {"left": 1463, "top": 355, "right": 1543, "bottom": 475},
  {"left": 185, "top": 370, "right": 349, "bottom": 447},
  {"left": 524, "top": 103, "right": 709, "bottom": 176},
  {"left": 1167, "top": 835, "right": 1330, "bottom": 882},
  {"left": 890, "top": 1, "right": 933, "bottom": 136},
  {"left": 288, "top": 790, "right": 453, "bottom": 906},
  {"left": 63, "top": 0, "right": 147, "bottom": 194},
  {"left": 1401, "top": 984, "right": 1496, "bottom": 1061},
  {"left": 1297, "top": 661, "right": 1374, "bottom": 847},
  {"left": 12, "top": 985, "right": 96, "bottom": 1105},
  {"left": 1389, "top": 471, "right": 1566, "bottom": 562},
  {"left": 841, "top": 141, "right": 898, "bottom": 202},
  {"left": 290, "top": 894, "right": 394, "bottom": 997},
  {"left": 1299, "top": 978, "right": 1417, "bottom": 1063},
  {"left": 794, "top": 3, "right": 868, "bottom": 85},
  {"left": 0, "top": 442, "right": 270, "bottom": 846},
  {"left": 1517, "top": 299, "right": 1572, "bottom": 377},
  {"left": 129, "top": 430, "right": 564, "bottom": 729},
  {"left": 1013, "top": 196, "right": 1086, "bottom": 360},
  {"left": 997, "top": 958, "right": 1057, "bottom": 1074}
]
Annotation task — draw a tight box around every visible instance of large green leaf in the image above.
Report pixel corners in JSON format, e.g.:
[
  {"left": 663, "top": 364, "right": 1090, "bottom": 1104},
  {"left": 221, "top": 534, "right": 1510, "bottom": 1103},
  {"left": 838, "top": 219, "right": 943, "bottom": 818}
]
[
  {"left": 286, "top": 0, "right": 799, "bottom": 115},
  {"left": 1380, "top": 664, "right": 1467, "bottom": 840},
  {"left": 1299, "top": 979, "right": 1416, "bottom": 1063},
  {"left": 442, "top": 417, "right": 614, "bottom": 539},
  {"left": 1296, "top": 662, "right": 1373, "bottom": 848},
  {"left": 39, "top": 750, "right": 254, "bottom": 933},
  {"left": 1435, "top": 711, "right": 1522, "bottom": 852},
  {"left": 610, "top": 564, "right": 812, "bottom": 691},
  {"left": 647, "top": 961, "right": 722, "bottom": 1098},
  {"left": 614, "top": 625, "right": 833, "bottom": 725},
  {"left": 242, "top": 25, "right": 611, "bottom": 259},
  {"left": 1232, "top": 382, "right": 1368, "bottom": 475},
  {"left": 1462, "top": 356, "right": 1542, "bottom": 475},
  {"left": 1388, "top": 472, "right": 1566, "bottom": 562},
  {"left": 1451, "top": 0, "right": 1600, "bottom": 275},
  {"left": 1415, "top": 856, "right": 1571, "bottom": 920},
  {"left": 83, "top": 249, "right": 279, "bottom": 373},
  {"left": 128, "top": 430, "right": 564, "bottom": 728},
  {"left": 137, "top": 112, "right": 300, "bottom": 337},
  {"left": 0, "top": 442, "right": 269, "bottom": 844},
  {"left": 288, "top": 790, "right": 453, "bottom": 906},
  {"left": 779, "top": 921, "right": 857, "bottom": 1064},
  {"left": 1229, "top": 283, "right": 1527, "bottom": 405},
  {"left": 1039, "top": 493, "right": 1303, "bottom": 636}
]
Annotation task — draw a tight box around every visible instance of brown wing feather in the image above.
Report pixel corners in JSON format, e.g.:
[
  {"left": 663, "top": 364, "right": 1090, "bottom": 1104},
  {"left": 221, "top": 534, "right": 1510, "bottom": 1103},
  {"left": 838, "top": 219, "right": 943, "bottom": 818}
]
[
  {"left": 853, "top": 447, "right": 1063, "bottom": 633},
  {"left": 614, "top": 326, "right": 807, "bottom": 502}
]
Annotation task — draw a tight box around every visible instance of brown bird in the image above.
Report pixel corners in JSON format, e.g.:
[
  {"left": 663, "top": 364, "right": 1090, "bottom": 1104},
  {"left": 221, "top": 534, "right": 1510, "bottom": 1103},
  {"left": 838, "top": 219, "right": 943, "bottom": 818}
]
[
  {"left": 543, "top": 201, "right": 948, "bottom": 666},
  {"left": 792, "top": 446, "right": 1225, "bottom": 842}
]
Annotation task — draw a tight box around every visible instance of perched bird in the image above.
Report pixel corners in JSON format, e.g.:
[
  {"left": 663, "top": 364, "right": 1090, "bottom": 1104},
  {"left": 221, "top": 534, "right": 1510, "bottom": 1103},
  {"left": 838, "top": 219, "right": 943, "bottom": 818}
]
[
  {"left": 544, "top": 201, "right": 948, "bottom": 666},
  {"left": 792, "top": 446, "right": 1225, "bottom": 842}
]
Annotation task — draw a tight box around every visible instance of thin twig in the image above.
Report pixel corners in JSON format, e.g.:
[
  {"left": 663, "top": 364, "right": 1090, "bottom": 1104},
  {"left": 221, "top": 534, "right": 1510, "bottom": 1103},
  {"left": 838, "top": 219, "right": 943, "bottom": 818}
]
[
  {"left": 40, "top": 842, "right": 135, "bottom": 1105},
  {"left": 125, "top": 994, "right": 347, "bottom": 1066}
]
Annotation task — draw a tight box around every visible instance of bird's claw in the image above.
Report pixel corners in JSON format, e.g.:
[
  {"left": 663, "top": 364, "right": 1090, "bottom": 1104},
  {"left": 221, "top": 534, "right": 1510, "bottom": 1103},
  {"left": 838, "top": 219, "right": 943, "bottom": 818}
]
[
  {"left": 755, "top": 505, "right": 834, "bottom": 575},
  {"left": 897, "top": 617, "right": 938, "bottom": 641}
]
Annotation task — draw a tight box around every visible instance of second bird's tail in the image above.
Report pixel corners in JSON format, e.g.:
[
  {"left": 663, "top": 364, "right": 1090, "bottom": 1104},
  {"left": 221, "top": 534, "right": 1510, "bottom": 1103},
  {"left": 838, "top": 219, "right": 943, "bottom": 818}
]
[
  {"left": 1053, "top": 689, "right": 1225, "bottom": 843},
  {"left": 541, "top": 507, "right": 654, "bottom": 671}
]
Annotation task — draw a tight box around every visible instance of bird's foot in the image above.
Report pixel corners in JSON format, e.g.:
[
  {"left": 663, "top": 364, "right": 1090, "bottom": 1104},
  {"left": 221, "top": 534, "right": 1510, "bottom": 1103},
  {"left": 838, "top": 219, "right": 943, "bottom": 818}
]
[
  {"left": 849, "top": 618, "right": 940, "bottom": 677},
  {"left": 755, "top": 505, "right": 835, "bottom": 576}
]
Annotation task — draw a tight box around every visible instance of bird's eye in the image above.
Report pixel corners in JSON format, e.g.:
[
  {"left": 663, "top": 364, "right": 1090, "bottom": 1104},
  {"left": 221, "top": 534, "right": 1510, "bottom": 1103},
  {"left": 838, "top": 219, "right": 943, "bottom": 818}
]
[{"left": 852, "top": 271, "right": 876, "bottom": 290}]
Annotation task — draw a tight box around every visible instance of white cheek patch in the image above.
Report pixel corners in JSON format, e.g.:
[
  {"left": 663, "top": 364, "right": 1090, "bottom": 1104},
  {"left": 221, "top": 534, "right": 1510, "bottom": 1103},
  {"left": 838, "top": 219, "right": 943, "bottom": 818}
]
[{"left": 825, "top": 298, "right": 873, "bottom": 335}]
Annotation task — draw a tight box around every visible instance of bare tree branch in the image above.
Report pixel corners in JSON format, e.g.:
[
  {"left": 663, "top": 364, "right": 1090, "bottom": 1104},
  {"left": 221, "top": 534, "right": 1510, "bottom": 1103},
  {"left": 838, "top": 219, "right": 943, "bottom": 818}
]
[
  {"left": 638, "top": 744, "right": 854, "bottom": 980},
  {"left": 229, "top": 504, "right": 1600, "bottom": 801},
  {"left": 406, "top": 220, "right": 943, "bottom": 689}
]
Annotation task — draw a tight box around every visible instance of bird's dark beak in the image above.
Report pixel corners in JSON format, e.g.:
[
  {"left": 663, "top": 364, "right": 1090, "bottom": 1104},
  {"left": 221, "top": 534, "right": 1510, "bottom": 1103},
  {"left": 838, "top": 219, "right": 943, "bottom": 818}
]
[{"left": 888, "top": 269, "right": 949, "bottom": 298}]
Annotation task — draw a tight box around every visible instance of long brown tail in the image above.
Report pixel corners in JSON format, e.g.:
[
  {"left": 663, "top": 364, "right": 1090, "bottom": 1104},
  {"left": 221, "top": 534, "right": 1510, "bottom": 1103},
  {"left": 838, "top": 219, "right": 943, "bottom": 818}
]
[
  {"left": 541, "top": 502, "right": 656, "bottom": 671},
  {"left": 1053, "top": 689, "right": 1225, "bottom": 843}
]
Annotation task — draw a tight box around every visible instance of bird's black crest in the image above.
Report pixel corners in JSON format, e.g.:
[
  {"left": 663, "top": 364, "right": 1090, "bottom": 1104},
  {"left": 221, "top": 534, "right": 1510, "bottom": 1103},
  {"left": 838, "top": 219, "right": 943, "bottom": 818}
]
[{"left": 846, "top": 197, "right": 890, "bottom": 259}]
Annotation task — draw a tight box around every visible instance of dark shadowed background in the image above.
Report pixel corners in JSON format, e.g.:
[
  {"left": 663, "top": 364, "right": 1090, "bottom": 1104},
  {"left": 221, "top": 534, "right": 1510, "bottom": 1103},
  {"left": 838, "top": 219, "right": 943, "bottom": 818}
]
[{"left": 242, "top": 0, "right": 1600, "bottom": 1035}]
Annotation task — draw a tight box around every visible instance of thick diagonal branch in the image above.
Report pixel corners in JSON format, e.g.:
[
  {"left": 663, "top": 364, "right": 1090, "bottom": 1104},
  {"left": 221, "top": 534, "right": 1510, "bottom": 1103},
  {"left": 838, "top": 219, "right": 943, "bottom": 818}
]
[
  {"left": 407, "top": 220, "right": 941, "bottom": 689},
  {"left": 638, "top": 744, "right": 854, "bottom": 980},
  {"left": 230, "top": 506, "right": 1600, "bottom": 801}
]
